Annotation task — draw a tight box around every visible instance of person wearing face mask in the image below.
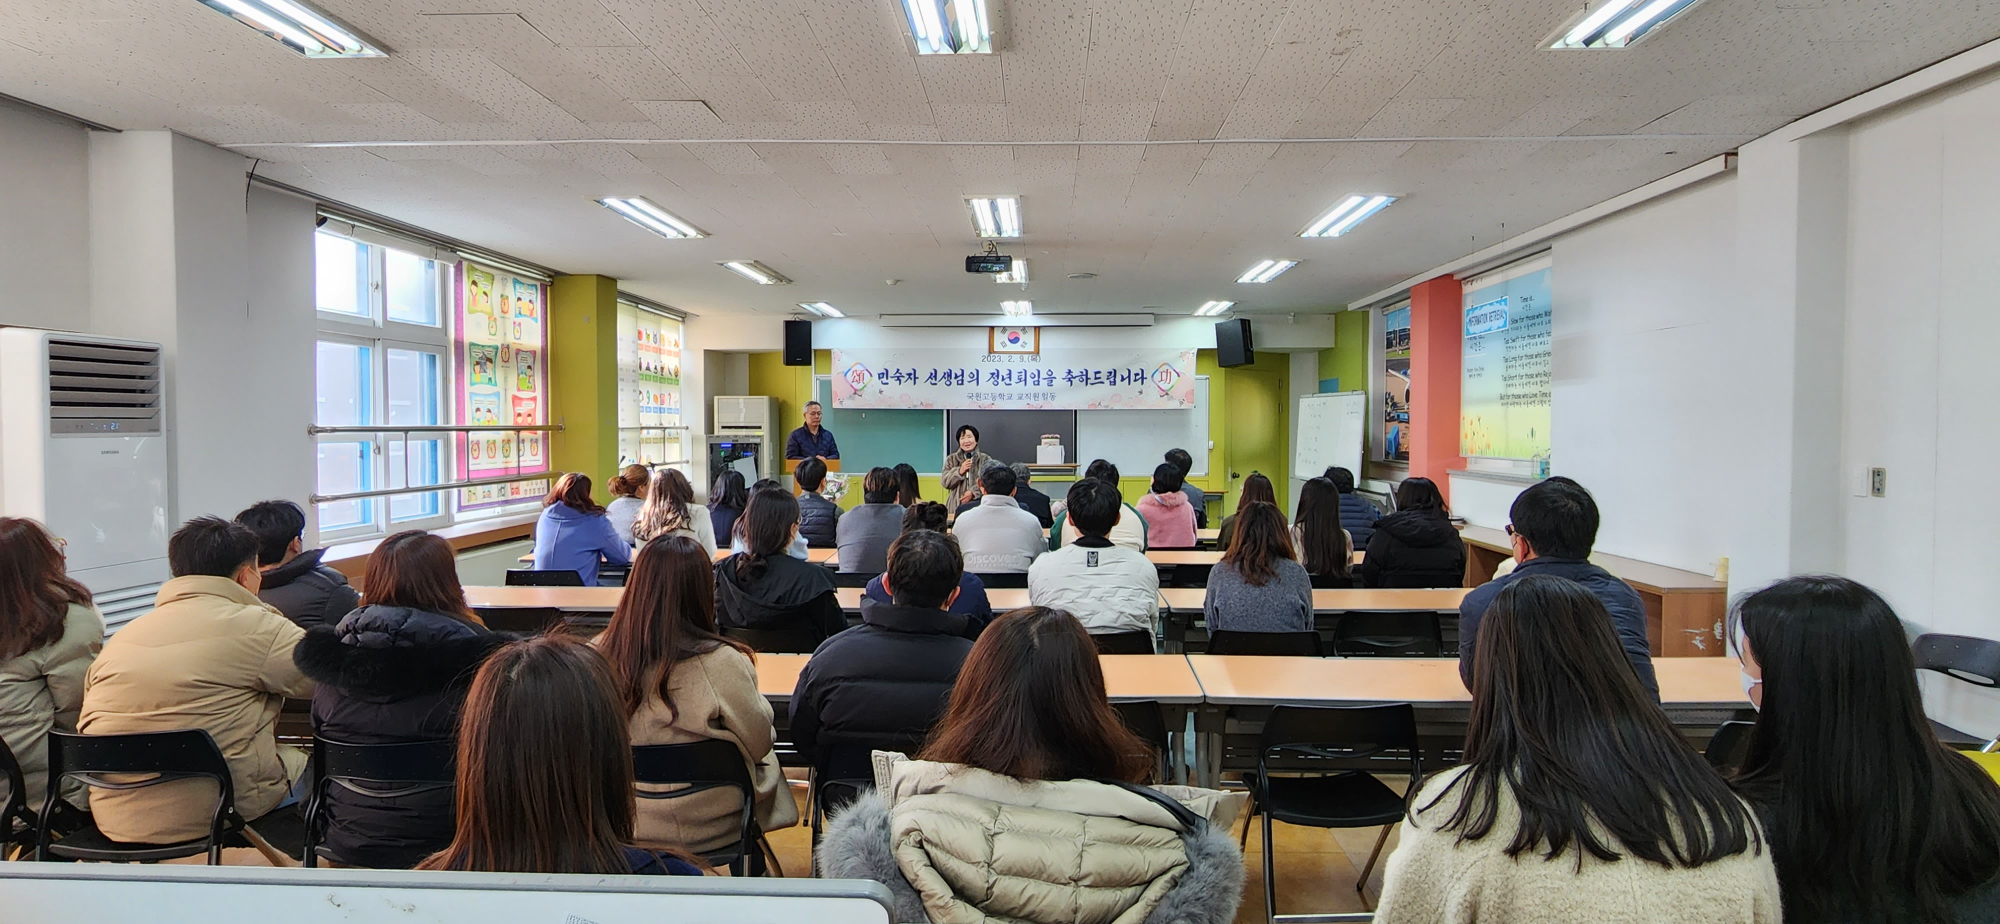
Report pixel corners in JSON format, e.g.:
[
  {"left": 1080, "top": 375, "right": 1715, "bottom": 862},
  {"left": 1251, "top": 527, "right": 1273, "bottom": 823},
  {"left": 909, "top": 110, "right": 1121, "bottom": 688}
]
[{"left": 939, "top": 425, "right": 993, "bottom": 509}]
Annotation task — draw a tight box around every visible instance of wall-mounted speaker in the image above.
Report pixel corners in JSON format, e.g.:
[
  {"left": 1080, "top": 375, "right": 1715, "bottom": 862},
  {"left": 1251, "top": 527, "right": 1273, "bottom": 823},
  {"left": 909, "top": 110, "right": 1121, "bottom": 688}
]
[
  {"left": 1215, "top": 318, "right": 1254, "bottom": 368},
  {"left": 783, "top": 319, "right": 812, "bottom": 366}
]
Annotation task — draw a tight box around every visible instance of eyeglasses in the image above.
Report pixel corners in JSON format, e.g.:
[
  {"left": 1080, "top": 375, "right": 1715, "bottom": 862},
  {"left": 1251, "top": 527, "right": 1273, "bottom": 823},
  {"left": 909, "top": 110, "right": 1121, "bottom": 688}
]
[{"left": 1504, "top": 524, "right": 1515, "bottom": 536}]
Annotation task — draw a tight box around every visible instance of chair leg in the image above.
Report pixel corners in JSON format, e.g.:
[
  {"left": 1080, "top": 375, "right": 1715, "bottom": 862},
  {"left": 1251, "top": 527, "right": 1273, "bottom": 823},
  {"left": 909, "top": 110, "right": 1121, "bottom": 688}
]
[
  {"left": 1238, "top": 798, "right": 1255, "bottom": 849},
  {"left": 1355, "top": 822, "right": 1395, "bottom": 906},
  {"left": 1261, "top": 812, "right": 1277, "bottom": 924}
]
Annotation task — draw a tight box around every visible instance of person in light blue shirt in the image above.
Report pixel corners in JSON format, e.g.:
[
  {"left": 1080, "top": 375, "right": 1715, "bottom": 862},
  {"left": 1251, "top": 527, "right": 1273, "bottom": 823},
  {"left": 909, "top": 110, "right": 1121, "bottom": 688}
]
[{"left": 531, "top": 473, "right": 631, "bottom": 586}]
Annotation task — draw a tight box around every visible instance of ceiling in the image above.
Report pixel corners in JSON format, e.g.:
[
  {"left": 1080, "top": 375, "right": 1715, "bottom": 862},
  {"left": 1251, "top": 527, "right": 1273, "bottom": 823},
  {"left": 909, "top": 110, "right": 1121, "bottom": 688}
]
[{"left": 2, "top": 0, "right": 1994, "bottom": 319}]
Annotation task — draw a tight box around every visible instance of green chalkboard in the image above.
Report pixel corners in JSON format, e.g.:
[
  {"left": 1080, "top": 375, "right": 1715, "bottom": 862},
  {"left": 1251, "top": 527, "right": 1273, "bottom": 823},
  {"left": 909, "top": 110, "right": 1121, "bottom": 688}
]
[{"left": 816, "top": 378, "right": 947, "bottom": 475}]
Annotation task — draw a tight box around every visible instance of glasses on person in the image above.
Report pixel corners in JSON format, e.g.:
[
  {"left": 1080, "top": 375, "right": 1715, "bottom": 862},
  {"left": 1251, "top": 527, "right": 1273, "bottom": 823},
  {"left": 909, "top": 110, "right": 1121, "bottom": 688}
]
[{"left": 1504, "top": 524, "right": 1515, "bottom": 536}]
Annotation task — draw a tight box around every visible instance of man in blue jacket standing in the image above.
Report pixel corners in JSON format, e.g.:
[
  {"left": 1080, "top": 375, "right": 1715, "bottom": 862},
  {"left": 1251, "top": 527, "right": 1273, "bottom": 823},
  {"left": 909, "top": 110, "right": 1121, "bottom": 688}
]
[{"left": 1456, "top": 477, "right": 1659, "bottom": 700}]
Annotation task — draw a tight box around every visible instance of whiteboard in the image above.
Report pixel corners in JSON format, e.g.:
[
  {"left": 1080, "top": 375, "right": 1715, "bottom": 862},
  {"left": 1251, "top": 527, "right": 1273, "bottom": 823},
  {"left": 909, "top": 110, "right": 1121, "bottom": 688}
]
[
  {"left": 1294, "top": 391, "right": 1367, "bottom": 480},
  {"left": 0, "top": 863, "right": 895, "bottom": 924},
  {"left": 1076, "top": 377, "right": 1210, "bottom": 477}
]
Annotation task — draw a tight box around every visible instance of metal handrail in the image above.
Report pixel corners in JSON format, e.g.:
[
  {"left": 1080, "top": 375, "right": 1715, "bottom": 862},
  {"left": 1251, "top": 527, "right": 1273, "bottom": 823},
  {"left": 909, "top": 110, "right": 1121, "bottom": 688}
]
[{"left": 308, "top": 424, "right": 561, "bottom": 435}]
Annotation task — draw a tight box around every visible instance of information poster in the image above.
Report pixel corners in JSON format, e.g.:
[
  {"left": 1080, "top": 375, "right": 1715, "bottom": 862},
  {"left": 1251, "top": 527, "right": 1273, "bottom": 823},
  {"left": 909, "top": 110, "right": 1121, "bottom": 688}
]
[
  {"left": 1382, "top": 303, "right": 1411, "bottom": 462},
  {"left": 454, "top": 265, "right": 549, "bottom": 508},
  {"left": 1459, "top": 257, "right": 1552, "bottom": 460},
  {"left": 829, "top": 347, "right": 1197, "bottom": 410},
  {"left": 616, "top": 303, "right": 684, "bottom": 467}
]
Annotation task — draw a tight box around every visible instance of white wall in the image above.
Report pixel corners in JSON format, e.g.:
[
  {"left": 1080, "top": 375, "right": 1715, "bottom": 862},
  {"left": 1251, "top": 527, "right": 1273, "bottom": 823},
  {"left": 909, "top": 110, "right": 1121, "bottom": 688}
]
[{"left": 0, "top": 104, "right": 90, "bottom": 333}]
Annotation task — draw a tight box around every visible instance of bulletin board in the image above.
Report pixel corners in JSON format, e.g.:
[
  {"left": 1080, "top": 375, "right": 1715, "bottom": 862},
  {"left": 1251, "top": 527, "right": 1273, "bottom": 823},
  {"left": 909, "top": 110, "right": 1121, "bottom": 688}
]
[
  {"left": 617, "top": 303, "right": 685, "bottom": 467},
  {"left": 453, "top": 264, "right": 549, "bottom": 509}
]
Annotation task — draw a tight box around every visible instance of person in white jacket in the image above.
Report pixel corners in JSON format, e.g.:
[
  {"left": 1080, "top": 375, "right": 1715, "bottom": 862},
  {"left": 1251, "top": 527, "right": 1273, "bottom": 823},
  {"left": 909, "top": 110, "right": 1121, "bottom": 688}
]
[
  {"left": 951, "top": 464, "right": 1044, "bottom": 574},
  {"left": 1029, "top": 478, "right": 1159, "bottom": 636}
]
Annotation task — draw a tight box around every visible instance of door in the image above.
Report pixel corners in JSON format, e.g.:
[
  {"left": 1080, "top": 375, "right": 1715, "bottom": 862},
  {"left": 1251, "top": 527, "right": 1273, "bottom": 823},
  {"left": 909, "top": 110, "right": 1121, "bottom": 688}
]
[{"left": 1223, "top": 368, "right": 1288, "bottom": 515}]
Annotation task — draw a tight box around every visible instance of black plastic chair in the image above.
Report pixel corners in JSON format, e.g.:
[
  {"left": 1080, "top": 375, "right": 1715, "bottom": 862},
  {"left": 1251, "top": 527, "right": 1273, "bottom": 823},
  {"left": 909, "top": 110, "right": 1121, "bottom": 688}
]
[
  {"left": 1092, "top": 630, "right": 1157, "bottom": 655},
  {"left": 37, "top": 729, "right": 243, "bottom": 864},
  {"left": 833, "top": 571, "right": 879, "bottom": 588},
  {"left": 1308, "top": 572, "right": 1355, "bottom": 589},
  {"left": 472, "top": 606, "right": 565, "bottom": 635},
  {"left": 1913, "top": 633, "right": 2000, "bottom": 750},
  {"left": 724, "top": 626, "right": 824, "bottom": 654},
  {"left": 302, "top": 736, "right": 456, "bottom": 868},
  {"left": 972, "top": 572, "right": 1028, "bottom": 589},
  {"left": 809, "top": 736, "right": 925, "bottom": 849},
  {"left": 1245, "top": 704, "right": 1421, "bottom": 920},
  {"left": 1372, "top": 569, "right": 1464, "bottom": 589},
  {"left": 1166, "top": 563, "right": 1215, "bottom": 589},
  {"left": 1113, "top": 701, "right": 1171, "bottom": 784},
  {"left": 1208, "top": 630, "right": 1322, "bottom": 657},
  {"left": 1332, "top": 612, "right": 1442, "bottom": 658},
  {"left": 632, "top": 740, "right": 763, "bottom": 876},
  {"left": 1, "top": 735, "right": 37, "bottom": 859},
  {"left": 1705, "top": 720, "right": 1756, "bottom": 774},
  {"left": 505, "top": 569, "right": 585, "bottom": 587}
]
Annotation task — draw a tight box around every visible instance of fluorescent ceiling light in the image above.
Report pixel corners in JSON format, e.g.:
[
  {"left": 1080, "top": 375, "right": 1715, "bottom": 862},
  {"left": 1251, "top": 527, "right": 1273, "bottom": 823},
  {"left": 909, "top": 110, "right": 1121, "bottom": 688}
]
[
  {"left": 1547, "top": 0, "right": 1706, "bottom": 48},
  {"left": 720, "top": 260, "right": 791, "bottom": 285},
  {"left": 994, "top": 257, "right": 1028, "bottom": 284},
  {"left": 798, "top": 302, "right": 844, "bottom": 318},
  {"left": 967, "top": 196, "right": 1022, "bottom": 238},
  {"left": 1195, "top": 301, "right": 1234, "bottom": 317},
  {"left": 1235, "top": 260, "right": 1298, "bottom": 284},
  {"left": 1300, "top": 195, "right": 1397, "bottom": 238},
  {"left": 198, "top": 0, "right": 385, "bottom": 57},
  {"left": 597, "top": 197, "right": 706, "bottom": 239},
  {"left": 1001, "top": 300, "right": 1033, "bottom": 317},
  {"left": 901, "top": 0, "right": 992, "bottom": 54}
]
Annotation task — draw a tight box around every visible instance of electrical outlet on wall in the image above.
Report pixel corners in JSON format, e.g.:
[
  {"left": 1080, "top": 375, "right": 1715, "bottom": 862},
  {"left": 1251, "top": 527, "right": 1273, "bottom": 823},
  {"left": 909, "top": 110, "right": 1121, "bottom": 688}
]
[{"left": 1870, "top": 467, "right": 1887, "bottom": 498}]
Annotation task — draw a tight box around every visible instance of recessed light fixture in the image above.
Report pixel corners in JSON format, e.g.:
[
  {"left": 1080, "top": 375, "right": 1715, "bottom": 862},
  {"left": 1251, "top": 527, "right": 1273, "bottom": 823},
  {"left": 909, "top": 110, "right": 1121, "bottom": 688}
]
[
  {"left": 1300, "top": 195, "right": 1397, "bottom": 238},
  {"left": 900, "top": 0, "right": 993, "bottom": 54},
  {"left": 1001, "top": 300, "right": 1033, "bottom": 318},
  {"left": 994, "top": 258, "right": 1028, "bottom": 284},
  {"left": 798, "top": 302, "right": 844, "bottom": 318},
  {"left": 1235, "top": 260, "right": 1298, "bottom": 284},
  {"left": 597, "top": 197, "right": 706, "bottom": 239},
  {"left": 719, "top": 260, "right": 791, "bottom": 285},
  {"left": 197, "top": 0, "right": 386, "bottom": 57},
  {"left": 1194, "top": 301, "right": 1234, "bottom": 317},
  {"left": 967, "top": 196, "right": 1023, "bottom": 239},
  {"left": 1065, "top": 272, "right": 1097, "bottom": 280},
  {"left": 1547, "top": 0, "right": 1707, "bottom": 48}
]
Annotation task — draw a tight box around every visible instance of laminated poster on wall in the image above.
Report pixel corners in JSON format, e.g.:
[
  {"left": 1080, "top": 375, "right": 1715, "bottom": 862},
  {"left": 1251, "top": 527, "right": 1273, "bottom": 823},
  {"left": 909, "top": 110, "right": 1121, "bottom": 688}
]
[
  {"left": 615, "top": 303, "right": 686, "bottom": 467},
  {"left": 454, "top": 264, "right": 549, "bottom": 509},
  {"left": 1459, "top": 259, "right": 1552, "bottom": 460},
  {"left": 1382, "top": 304, "right": 1412, "bottom": 462}
]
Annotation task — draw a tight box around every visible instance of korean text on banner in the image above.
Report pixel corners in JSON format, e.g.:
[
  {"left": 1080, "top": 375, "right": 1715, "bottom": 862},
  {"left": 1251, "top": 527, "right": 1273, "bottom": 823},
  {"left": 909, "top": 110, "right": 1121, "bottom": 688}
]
[
  {"left": 1459, "top": 262, "right": 1552, "bottom": 460},
  {"left": 830, "top": 348, "right": 1198, "bottom": 410}
]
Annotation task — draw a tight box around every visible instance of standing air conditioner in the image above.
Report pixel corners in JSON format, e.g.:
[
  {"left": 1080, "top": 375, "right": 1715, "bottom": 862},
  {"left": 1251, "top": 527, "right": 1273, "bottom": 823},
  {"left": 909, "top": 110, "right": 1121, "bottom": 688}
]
[{"left": 0, "top": 330, "right": 169, "bottom": 629}]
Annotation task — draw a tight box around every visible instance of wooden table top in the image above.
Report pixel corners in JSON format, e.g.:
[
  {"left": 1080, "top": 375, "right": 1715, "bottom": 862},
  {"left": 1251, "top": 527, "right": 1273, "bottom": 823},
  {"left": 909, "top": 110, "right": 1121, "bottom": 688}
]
[
  {"left": 464, "top": 585, "right": 624, "bottom": 612},
  {"left": 835, "top": 587, "right": 1034, "bottom": 612},
  {"left": 1145, "top": 550, "right": 1222, "bottom": 565},
  {"left": 1196, "top": 528, "right": 1220, "bottom": 542},
  {"left": 1158, "top": 586, "right": 1472, "bottom": 613},
  {"left": 1459, "top": 525, "right": 1723, "bottom": 594},
  {"left": 756, "top": 653, "right": 1202, "bottom": 703},
  {"left": 708, "top": 547, "right": 839, "bottom": 565},
  {"left": 1186, "top": 655, "right": 1747, "bottom": 708}
]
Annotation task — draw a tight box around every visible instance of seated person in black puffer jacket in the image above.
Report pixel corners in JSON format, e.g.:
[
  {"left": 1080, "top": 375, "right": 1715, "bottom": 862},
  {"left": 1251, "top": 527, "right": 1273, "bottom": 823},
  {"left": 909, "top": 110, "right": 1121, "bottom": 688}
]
[
  {"left": 292, "top": 531, "right": 507, "bottom": 869},
  {"left": 1357, "top": 477, "right": 1466, "bottom": 589},
  {"left": 794, "top": 457, "right": 842, "bottom": 548},
  {"left": 236, "top": 500, "right": 360, "bottom": 630},
  {"left": 1324, "top": 466, "right": 1382, "bottom": 551}
]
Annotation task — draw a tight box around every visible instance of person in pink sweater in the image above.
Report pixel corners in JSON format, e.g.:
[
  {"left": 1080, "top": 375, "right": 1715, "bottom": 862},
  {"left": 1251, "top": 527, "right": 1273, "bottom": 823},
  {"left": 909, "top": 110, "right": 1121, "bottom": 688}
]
[{"left": 1136, "top": 463, "right": 1198, "bottom": 549}]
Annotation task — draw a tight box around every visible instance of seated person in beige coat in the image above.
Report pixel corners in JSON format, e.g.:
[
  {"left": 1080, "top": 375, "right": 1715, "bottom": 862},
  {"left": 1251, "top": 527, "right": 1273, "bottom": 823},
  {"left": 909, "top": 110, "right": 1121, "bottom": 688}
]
[
  {"left": 593, "top": 534, "right": 798, "bottom": 856},
  {"left": 80, "top": 517, "right": 314, "bottom": 850}
]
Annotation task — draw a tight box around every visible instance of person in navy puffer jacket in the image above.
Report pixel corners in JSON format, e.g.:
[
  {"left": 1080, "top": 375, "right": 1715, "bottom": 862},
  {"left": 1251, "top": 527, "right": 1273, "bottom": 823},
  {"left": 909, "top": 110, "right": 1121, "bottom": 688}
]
[{"left": 1326, "top": 466, "right": 1382, "bottom": 550}]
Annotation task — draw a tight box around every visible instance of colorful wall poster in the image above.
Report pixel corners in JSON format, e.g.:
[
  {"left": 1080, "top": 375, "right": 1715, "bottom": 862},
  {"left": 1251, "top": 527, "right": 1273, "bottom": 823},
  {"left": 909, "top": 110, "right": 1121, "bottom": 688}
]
[
  {"left": 615, "top": 303, "right": 686, "bottom": 468},
  {"left": 1382, "top": 303, "right": 1412, "bottom": 463},
  {"left": 453, "top": 263, "right": 549, "bottom": 509},
  {"left": 829, "top": 347, "right": 1198, "bottom": 410},
  {"left": 1459, "top": 256, "right": 1552, "bottom": 460}
]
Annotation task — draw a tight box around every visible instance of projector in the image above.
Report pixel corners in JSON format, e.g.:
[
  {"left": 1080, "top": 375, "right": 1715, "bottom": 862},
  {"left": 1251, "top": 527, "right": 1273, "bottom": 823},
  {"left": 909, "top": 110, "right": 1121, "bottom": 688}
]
[{"left": 966, "top": 253, "right": 1013, "bottom": 274}]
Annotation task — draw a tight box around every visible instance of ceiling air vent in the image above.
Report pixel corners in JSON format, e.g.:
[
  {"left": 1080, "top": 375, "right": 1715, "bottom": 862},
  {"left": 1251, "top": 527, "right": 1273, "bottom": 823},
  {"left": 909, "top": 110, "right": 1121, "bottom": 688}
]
[{"left": 47, "top": 339, "right": 162, "bottom": 436}]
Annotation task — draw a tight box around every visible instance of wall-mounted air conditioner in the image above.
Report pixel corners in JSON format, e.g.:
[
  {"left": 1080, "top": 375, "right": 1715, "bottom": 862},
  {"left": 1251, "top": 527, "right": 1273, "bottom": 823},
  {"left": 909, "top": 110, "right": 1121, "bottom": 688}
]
[{"left": 0, "top": 330, "right": 169, "bottom": 629}]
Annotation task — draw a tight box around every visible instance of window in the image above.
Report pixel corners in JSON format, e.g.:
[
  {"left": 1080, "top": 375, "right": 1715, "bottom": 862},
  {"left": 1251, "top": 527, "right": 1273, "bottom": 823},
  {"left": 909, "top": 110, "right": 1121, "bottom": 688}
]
[{"left": 314, "top": 229, "right": 452, "bottom": 540}]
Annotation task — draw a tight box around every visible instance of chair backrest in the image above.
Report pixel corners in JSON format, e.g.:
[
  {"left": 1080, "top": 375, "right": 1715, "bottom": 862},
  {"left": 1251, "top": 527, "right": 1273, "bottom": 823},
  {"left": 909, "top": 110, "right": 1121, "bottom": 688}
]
[
  {"left": 724, "top": 626, "right": 824, "bottom": 654},
  {"left": 472, "top": 607, "right": 565, "bottom": 635},
  {"left": 506, "top": 569, "right": 585, "bottom": 587},
  {"left": 1705, "top": 720, "right": 1756, "bottom": 774},
  {"left": 1373, "top": 569, "right": 1463, "bottom": 589},
  {"left": 1166, "top": 563, "right": 1214, "bottom": 589},
  {"left": 971, "top": 572, "right": 1027, "bottom": 589},
  {"left": 1913, "top": 634, "right": 2000, "bottom": 687},
  {"left": 1259, "top": 703, "right": 1421, "bottom": 781},
  {"left": 43, "top": 730, "right": 235, "bottom": 847},
  {"left": 317, "top": 738, "right": 456, "bottom": 790},
  {"left": 811, "top": 738, "right": 923, "bottom": 826},
  {"left": 1092, "top": 630, "right": 1157, "bottom": 655},
  {"left": 0, "top": 734, "right": 32, "bottom": 844},
  {"left": 833, "top": 571, "right": 879, "bottom": 588},
  {"left": 632, "top": 740, "right": 756, "bottom": 870},
  {"left": 1308, "top": 572, "right": 1355, "bottom": 590},
  {"left": 1332, "top": 611, "right": 1442, "bottom": 658},
  {"left": 1207, "top": 630, "right": 1321, "bottom": 657}
]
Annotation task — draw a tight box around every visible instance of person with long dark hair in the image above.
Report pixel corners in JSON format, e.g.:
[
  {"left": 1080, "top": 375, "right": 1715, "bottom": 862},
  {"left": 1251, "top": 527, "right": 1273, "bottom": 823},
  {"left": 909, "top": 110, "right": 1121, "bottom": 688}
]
[
  {"left": 1357, "top": 476, "right": 1465, "bottom": 588},
  {"left": 594, "top": 535, "right": 798, "bottom": 854},
  {"left": 417, "top": 635, "right": 702, "bottom": 875},
  {"left": 713, "top": 489, "right": 844, "bottom": 643},
  {"left": 294, "top": 530, "right": 506, "bottom": 868},
  {"left": 632, "top": 467, "right": 716, "bottom": 555},
  {"left": 892, "top": 462, "right": 924, "bottom": 508},
  {"left": 1292, "top": 476, "right": 1352, "bottom": 587},
  {"left": 532, "top": 472, "right": 631, "bottom": 586},
  {"left": 837, "top": 466, "right": 905, "bottom": 574},
  {"left": 820, "top": 607, "right": 1246, "bottom": 924},
  {"left": 1205, "top": 502, "right": 1312, "bottom": 632},
  {"left": 1374, "top": 575, "right": 1778, "bottom": 923},
  {"left": 708, "top": 469, "right": 750, "bottom": 545},
  {"left": 1730, "top": 576, "right": 2000, "bottom": 922},
  {"left": 1215, "top": 471, "right": 1278, "bottom": 549},
  {"left": 0, "top": 518, "right": 102, "bottom": 819}
]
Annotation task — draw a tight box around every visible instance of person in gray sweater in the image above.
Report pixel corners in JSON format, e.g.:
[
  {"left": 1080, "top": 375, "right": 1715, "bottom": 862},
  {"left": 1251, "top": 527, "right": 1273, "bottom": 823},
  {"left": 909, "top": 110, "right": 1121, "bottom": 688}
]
[
  {"left": 1203, "top": 501, "right": 1313, "bottom": 632},
  {"left": 837, "top": 467, "right": 906, "bottom": 574}
]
